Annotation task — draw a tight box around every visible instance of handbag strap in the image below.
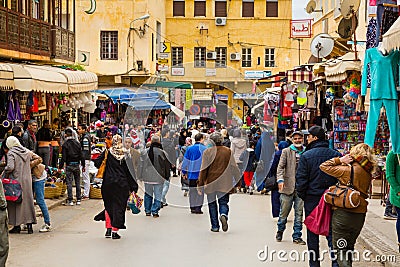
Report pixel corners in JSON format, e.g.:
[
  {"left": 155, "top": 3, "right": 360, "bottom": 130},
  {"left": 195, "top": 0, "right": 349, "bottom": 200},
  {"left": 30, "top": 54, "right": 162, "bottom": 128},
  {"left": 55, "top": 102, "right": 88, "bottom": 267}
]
[{"left": 348, "top": 165, "right": 354, "bottom": 187}]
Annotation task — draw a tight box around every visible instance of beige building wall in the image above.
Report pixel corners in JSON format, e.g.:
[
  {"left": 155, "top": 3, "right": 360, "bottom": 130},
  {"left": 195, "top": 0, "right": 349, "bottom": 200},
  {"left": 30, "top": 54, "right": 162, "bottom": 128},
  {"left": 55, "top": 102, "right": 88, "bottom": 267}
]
[{"left": 164, "top": 0, "right": 300, "bottom": 91}]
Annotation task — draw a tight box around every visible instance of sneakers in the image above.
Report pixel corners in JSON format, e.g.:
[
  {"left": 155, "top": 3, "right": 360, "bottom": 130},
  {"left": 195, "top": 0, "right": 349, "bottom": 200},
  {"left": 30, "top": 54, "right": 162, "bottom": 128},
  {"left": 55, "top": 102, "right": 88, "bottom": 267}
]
[
  {"left": 276, "top": 231, "right": 283, "bottom": 242},
  {"left": 293, "top": 238, "right": 306, "bottom": 245},
  {"left": 220, "top": 215, "right": 228, "bottom": 232},
  {"left": 76, "top": 201, "right": 81, "bottom": 205},
  {"left": 39, "top": 224, "right": 52, "bottom": 233},
  {"left": 210, "top": 228, "right": 219, "bottom": 232},
  {"left": 384, "top": 213, "right": 397, "bottom": 220},
  {"left": 63, "top": 201, "right": 74, "bottom": 206}
]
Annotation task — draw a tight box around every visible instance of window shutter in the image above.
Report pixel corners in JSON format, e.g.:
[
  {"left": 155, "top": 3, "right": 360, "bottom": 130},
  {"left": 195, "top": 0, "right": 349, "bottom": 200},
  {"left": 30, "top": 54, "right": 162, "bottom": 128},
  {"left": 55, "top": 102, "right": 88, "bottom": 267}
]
[
  {"left": 173, "top": 1, "right": 185, "bottom": 17},
  {"left": 215, "top": 1, "right": 227, "bottom": 17},
  {"left": 242, "top": 1, "right": 254, "bottom": 17},
  {"left": 266, "top": 2, "right": 278, "bottom": 17},
  {"left": 194, "top": 1, "right": 206, "bottom": 17}
]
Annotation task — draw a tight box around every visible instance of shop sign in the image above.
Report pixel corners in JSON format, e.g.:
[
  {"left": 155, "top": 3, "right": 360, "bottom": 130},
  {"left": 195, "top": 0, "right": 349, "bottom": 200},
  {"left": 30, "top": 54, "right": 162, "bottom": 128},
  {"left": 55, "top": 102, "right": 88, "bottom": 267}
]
[
  {"left": 159, "top": 53, "right": 169, "bottom": 59},
  {"left": 216, "top": 94, "right": 228, "bottom": 101},
  {"left": 244, "top": 70, "right": 272, "bottom": 80},
  {"left": 205, "top": 68, "right": 216, "bottom": 76},
  {"left": 158, "top": 59, "right": 169, "bottom": 64},
  {"left": 233, "top": 93, "right": 259, "bottom": 100},
  {"left": 185, "top": 89, "right": 192, "bottom": 110},
  {"left": 158, "top": 64, "right": 169, "bottom": 73},
  {"left": 290, "top": 19, "right": 313, "bottom": 38},
  {"left": 171, "top": 67, "right": 185, "bottom": 76},
  {"left": 192, "top": 89, "right": 212, "bottom": 100}
]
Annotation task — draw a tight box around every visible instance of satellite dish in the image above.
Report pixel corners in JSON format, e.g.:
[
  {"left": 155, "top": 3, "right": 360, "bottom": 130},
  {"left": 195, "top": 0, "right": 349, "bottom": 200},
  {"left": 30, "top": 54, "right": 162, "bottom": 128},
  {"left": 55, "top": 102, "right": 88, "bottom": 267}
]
[
  {"left": 306, "top": 0, "right": 316, "bottom": 13},
  {"left": 310, "top": 33, "right": 334, "bottom": 59},
  {"left": 338, "top": 18, "right": 357, "bottom": 39},
  {"left": 340, "top": 0, "right": 360, "bottom": 19}
]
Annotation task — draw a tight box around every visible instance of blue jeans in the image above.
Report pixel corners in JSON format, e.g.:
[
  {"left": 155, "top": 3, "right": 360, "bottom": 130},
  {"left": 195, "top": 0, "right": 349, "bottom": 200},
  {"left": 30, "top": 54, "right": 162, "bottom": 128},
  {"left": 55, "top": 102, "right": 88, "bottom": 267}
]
[
  {"left": 277, "top": 192, "right": 304, "bottom": 240},
  {"left": 206, "top": 192, "right": 229, "bottom": 230},
  {"left": 144, "top": 183, "right": 163, "bottom": 215},
  {"left": 396, "top": 207, "right": 400, "bottom": 243},
  {"left": 161, "top": 180, "right": 170, "bottom": 204},
  {"left": 33, "top": 179, "right": 50, "bottom": 225}
]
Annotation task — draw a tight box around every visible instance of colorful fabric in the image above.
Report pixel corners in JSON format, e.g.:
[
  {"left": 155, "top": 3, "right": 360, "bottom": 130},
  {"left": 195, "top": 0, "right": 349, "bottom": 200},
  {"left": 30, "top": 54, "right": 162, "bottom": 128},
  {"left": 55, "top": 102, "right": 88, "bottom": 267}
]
[
  {"left": 109, "top": 135, "right": 126, "bottom": 161},
  {"left": 366, "top": 18, "right": 378, "bottom": 49},
  {"left": 381, "top": 8, "right": 398, "bottom": 38},
  {"left": 353, "top": 155, "right": 374, "bottom": 173},
  {"left": 297, "top": 83, "right": 308, "bottom": 105}
]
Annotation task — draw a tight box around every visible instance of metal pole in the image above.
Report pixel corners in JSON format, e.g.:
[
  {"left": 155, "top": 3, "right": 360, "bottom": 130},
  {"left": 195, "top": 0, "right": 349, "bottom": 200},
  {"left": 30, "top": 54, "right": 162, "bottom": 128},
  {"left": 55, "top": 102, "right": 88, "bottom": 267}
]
[{"left": 298, "top": 39, "right": 301, "bottom": 65}]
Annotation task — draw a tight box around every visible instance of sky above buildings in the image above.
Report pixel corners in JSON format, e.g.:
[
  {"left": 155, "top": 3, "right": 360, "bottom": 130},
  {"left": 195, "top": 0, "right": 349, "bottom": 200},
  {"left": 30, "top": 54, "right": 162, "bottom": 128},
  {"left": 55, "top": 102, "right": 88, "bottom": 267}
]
[{"left": 293, "top": 0, "right": 311, "bottom": 19}]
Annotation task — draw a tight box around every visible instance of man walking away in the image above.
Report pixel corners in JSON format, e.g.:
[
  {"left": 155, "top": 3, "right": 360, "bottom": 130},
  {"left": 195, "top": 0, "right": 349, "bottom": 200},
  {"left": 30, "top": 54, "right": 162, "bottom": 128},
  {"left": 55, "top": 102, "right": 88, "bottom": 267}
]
[
  {"left": 0, "top": 178, "right": 9, "bottom": 266},
  {"left": 296, "top": 126, "right": 341, "bottom": 267},
  {"left": 78, "top": 124, "right": 91, "bottom": 200},
  {"left": 198, "top": 133, "right": 241, "bottom": 232},
  {"left": 36, "top": 120, "right": 52, "bottom": 166},
  {"left": 181, "top": 133, "right": 207, "bottom": 214},
  {"left": 276, "top": 131, "right": 306, "bottom": 245},
  {"left": 60, "top": 128, "right": 85, "bottom": 206},
  {"left": 160, "top": 130, "right": 175, "bottom": 207}
]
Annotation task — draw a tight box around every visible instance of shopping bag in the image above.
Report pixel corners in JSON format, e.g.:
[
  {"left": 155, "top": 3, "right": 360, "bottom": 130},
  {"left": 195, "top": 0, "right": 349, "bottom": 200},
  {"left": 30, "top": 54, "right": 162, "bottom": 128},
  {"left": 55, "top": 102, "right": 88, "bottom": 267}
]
[
  {"left": 304, "top": 191, "right": 331, "bottom": 236},
  {"left": 2, "top": 173, "right": 22, "bottom": 203},
  {"left": 127, "top": 192, "right": 143, "bottom": 214}
]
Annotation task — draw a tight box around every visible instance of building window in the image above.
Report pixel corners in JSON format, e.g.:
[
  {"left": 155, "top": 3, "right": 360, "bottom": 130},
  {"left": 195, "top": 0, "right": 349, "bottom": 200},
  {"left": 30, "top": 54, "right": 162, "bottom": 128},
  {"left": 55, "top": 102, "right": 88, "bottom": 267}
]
[
  {"left": 194, "top": 47, "right": 206, "bottom": 67},
  {"left": 242, "top": 0, "right": 254, "bottom": 17},
  {"left": 172, "top": 47, "right": 183, "bottom": 67},
  {"left": 265, "top": 48, "right": 275, "bottom": 67},
  {"left": 215, "top": 47, "right": 227, "bottom": 68},
  {"left": 242, "top": 48, "right": 251, "bottom": 67},
  {"left": 173, "top": 0, "right": 185, "bottom": 17},
  {"left": 100, "top": 31, "right": 118, "bottom": 60},
  {"left": 266, "top": 0, "right": 278, "bottom": 17},
  {"left": 194, "top": 0, "right": 206, "bottom": 17},
  {"left": 215, "top": 0, "right": 227, "bottom": 17}
]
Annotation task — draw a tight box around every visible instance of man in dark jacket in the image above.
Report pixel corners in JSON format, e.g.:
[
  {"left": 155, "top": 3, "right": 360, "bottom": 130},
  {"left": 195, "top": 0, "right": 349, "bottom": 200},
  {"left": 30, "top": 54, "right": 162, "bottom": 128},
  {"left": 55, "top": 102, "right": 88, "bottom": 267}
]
[
  {"left": 23, "top": 120, "right": 38, "bottom": 152},
  {"left": 138, "top": 135, "right": 171, "bottom": 217},
  {"left": 78, "top": 124, "right": 91, "bottom": 200},
  {"left": 295, "top": 126, "right": 341, "bottom": 267},
  {"left": 160, "top": 130, "right": 175, "bottom": 207},
  {"left": 60, "top": 128, "right": 85, "bottom": 206},
  {"left": 0, "top": 177, "right": 9, "bottom": 266}
]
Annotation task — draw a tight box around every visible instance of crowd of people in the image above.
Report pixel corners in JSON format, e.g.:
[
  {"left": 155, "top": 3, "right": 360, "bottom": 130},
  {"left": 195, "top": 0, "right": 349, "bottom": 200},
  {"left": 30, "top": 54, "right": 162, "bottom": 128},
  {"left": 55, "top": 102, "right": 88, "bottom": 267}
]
[{"left": 1, "top": 116, "right": 400, "bottom": 267}]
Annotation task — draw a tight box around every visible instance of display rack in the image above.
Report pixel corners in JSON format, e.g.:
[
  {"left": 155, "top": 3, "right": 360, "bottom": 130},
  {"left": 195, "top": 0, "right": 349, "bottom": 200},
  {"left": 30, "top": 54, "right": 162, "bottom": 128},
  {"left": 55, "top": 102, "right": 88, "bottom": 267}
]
[{"left": 332, "top": 99, "right": 367, "bottom": 154}]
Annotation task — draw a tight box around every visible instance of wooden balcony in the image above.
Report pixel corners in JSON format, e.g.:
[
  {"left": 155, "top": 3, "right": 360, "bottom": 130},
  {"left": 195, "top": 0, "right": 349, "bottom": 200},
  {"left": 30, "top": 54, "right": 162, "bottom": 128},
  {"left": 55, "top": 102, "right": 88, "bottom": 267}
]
[{"left": 0, "top": 7, "right": 75, "bottom": 62}]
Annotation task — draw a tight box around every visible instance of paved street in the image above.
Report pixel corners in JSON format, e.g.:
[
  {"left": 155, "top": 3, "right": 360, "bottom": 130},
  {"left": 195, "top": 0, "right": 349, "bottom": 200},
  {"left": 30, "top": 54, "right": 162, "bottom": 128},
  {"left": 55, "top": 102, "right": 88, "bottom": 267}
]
[{"left": 7, "top": 177, "right": 384, "bottom": 267}]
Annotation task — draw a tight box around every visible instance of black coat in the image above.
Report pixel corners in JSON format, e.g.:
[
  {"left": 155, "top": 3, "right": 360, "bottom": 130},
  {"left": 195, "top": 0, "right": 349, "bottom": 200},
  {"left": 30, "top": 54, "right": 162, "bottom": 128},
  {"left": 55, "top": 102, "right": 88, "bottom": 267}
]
[
  {"left": 295, "top": 140, "right": 341, "bottom": 200},
  {"left": 94, "top": 151, "right": 138, "bottom": 229}
]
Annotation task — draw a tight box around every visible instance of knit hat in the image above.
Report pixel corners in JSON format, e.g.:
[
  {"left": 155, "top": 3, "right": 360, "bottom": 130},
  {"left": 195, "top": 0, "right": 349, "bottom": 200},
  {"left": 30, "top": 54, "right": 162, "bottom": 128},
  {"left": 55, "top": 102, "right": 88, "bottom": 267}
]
[
  {"left": 308, "top": 126, "right": 326, "bottom": 140},
  {"left": 6, "top": 136, "right": 21, "bottom": 149}
]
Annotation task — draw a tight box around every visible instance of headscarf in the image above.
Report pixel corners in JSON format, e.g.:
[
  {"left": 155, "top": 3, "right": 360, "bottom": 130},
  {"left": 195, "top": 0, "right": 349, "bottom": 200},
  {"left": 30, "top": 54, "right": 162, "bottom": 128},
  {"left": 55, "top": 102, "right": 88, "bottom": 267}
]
[
  {"left": 109, "top": 135, "right": 126, "bottom": 161},
  {"left": 6, "top": 136, "right": 21, "bottom": 149},
  {"left": 185, "top": 137, "right": 192, "bottom": 146}
]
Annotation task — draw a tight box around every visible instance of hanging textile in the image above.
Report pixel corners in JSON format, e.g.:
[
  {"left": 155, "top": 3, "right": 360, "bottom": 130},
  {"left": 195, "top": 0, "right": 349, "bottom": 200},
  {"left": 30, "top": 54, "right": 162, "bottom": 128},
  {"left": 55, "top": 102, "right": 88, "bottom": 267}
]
[
  {"left": 297, "top": 83, "right": 309, "bottom": 106},
  {"left": 366, "top": 18, "right": 378, "bottom": 49},
  {"left": 381, "top": 8, "right": 399, "bottom": 37},
  {"left": 370, "top": 0, "right": 377, "bottom": 5},
  {"left": 282, "top": 84, "right": 294, "bottom": 117},
  {"left": 17, "top": 92, "right": 28, "bottom": 116},
  {"left": 6, "top": 92, "right": 22, "bottom": 121}
]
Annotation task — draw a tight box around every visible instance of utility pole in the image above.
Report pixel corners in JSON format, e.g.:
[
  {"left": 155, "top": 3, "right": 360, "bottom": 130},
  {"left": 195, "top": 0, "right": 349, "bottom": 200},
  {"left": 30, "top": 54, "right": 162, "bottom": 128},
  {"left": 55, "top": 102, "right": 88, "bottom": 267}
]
[{"left": 291, "top": 38, "right": 303, "bottom": 65}]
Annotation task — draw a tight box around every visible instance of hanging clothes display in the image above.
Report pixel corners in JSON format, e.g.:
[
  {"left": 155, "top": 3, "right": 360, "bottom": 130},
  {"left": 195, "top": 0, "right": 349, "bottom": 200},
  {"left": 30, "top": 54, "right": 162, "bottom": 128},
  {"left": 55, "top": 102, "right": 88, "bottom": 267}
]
[
  {"left": 282, "top": 84, "right": 294, "bottom": 117},
  {"left": 366, "top": 18, "right": 378, "bottom": 49},
  {"left": 6, "top": 92, "right": 22, "bottom": 122},
  {"left": 297, "top": 83, "right": 308, "bottom": 106},
  {"left": 381, "top": 8, "right": 399, "bottom": 37},
  {"left": 376, "top": 1, "right": 399, "bottom": 44},
  {"left": 361, "top": 47, "right": 400, "bottom": 153},
  {"left": 370, "top": 0, "right": 377, "bottom": 5}
]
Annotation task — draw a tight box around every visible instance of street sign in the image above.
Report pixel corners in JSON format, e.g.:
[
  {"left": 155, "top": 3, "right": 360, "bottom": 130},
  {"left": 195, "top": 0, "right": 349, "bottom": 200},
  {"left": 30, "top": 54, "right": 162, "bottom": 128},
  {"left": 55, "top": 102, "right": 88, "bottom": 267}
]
[
  {"left": 290, "top": 19, "right": 313, "bottom": 38},
  {"left": 159, "top": 53, "right": 169, "bottom": 59},
  {"left": 161, "top": 42, "right": 171, "bottom": 53},
  {"left": 77, "top": 50, "right": 90, "bottom": 66},
  {"left": 158, "top": 59, "right": 169, "bottom": 64}
]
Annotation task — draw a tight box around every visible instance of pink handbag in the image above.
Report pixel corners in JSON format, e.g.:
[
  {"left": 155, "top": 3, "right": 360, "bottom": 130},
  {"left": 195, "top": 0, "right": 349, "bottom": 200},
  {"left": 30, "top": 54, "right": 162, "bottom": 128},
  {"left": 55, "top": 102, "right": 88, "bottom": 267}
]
[{"left": 304, "top": 191, "right": 331, "bottom": 236}]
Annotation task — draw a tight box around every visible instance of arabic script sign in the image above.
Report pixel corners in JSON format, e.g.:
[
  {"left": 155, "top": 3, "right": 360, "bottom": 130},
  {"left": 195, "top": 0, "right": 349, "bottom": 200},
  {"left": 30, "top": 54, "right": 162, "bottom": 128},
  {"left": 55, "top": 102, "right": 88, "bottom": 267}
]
[{"left": 290, "top": 19, "right": 313, "bottom": 38}]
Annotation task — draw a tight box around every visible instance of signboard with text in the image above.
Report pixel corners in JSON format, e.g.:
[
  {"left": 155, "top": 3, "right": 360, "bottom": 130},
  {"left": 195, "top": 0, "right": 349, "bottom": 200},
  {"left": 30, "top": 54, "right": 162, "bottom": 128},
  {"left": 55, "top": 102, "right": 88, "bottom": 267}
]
[
  {"left": 244, "top": 70, "right": 272, "bottom": 80},
  {"left": 171, "top": 67, "right": 185, "bottom": 76},
  {"left": 290, "top": 19, "right": 313, "bottom": 38}
]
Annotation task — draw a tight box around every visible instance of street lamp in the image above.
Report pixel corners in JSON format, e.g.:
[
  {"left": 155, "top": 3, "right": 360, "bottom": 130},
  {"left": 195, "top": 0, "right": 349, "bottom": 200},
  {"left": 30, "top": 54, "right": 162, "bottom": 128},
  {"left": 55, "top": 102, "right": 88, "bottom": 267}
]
[
  {"left": 130, "top": 14, "right": 150, "bottom": 37},
  {"left": 127, "top": 14, "right": 150, "bottom": 75}
]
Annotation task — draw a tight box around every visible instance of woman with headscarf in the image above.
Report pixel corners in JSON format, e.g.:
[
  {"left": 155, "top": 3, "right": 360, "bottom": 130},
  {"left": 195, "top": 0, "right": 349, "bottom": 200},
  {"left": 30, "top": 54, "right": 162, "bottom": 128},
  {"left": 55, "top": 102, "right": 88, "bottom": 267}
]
[
  {"left": 4, "top": 136, "right": 41, "bottom": 234},
  {"left": 94, "top": 135, "right": 138, "bottom": 239}
]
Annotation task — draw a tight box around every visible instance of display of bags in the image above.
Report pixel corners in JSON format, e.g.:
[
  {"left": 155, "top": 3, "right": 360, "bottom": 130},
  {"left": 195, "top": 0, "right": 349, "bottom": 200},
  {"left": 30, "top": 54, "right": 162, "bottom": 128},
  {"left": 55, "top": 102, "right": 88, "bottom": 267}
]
[
  {"left": 95, "top": 150, "right": 108, "bottom": 179},
  {"left": 304, "top": 192, "right": 331, "bottom": 236},
  {"left": 2, "top": 173, "right": 22, "bottom": 203},
  {"left": 323, "top": 165, "right": 361, "bottom": 209},
  {"left": 127, "top": 192, "right": 143, "bottom": 214}
]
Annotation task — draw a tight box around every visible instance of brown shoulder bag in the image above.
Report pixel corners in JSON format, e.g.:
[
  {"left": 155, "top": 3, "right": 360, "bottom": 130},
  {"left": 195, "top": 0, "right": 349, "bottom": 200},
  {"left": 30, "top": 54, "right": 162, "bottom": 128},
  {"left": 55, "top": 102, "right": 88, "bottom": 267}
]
[{"left": 95, "top": 150, "right": 108, "bottom": 179}]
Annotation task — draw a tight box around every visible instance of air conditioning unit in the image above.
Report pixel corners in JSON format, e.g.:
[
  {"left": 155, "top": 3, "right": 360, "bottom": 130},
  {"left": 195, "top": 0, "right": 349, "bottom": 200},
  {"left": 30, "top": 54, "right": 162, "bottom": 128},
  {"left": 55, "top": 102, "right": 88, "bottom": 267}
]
[
  {"left": 230, "top": 53, "right": 241, "bottom": 61},
  {"left": 215, "top": 17, "right": 226, "bottom": 26},
  {"left": 206, "top": 51, "right": 217, "bottom": 60}
]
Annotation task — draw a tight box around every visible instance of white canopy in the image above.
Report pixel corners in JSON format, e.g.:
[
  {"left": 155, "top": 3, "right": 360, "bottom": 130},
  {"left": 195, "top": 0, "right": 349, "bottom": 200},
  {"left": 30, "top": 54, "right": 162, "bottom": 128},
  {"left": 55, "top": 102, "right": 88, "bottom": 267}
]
[{"left": 382, "top": 17, "right": 400, "bottom": 52}]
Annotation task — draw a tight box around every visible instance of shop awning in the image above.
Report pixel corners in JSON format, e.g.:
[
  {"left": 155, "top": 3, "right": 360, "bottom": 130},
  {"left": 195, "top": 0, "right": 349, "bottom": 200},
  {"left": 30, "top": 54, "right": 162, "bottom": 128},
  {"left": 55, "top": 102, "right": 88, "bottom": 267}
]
[
  {"left": 10, "top": 64, "right": 69, "bottom": 93},
  {"left": 96, "top": 88, "right": 160, "bottom": 101},
  {"left": 382, "top": 17, "right": 400, "bottom": 52},
  {"left": 324, "top": 52, "right": 360, "bottom": 82},
  {"left": 28, "top": 65, "right": 98, "bottom": 93},
  {"left": 122, "top": 98, "right": 171, "bottom": 110},
  {"left": 0, "top": 64, "right": 15, "bottom": 91},
  {"left": 286, "top": 70, "right": 313, "bottom": 83},
  {"left": 143, "top": 80, "right": 192, "bottom": 89}
]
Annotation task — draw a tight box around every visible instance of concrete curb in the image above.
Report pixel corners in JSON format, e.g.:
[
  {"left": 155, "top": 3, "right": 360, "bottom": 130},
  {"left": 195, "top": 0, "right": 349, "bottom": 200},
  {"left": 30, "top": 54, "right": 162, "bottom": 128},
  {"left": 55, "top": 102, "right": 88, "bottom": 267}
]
[{"left": 358, "top": 220, "right": 399, "bottom": 267}]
